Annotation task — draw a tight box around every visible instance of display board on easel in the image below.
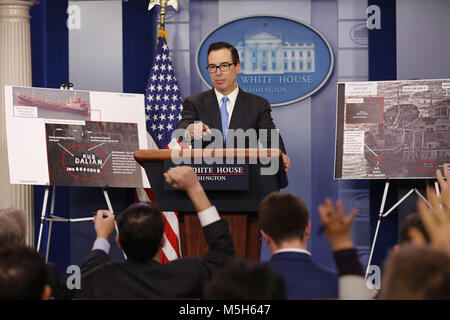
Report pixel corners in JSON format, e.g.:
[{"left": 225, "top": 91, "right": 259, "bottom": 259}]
[
  {"left": 4, "top": 86, "right": 150, "bottom": 188},
  {"left": 334, "top": 78, "right": 450, "bottom": 179},
  {"left": 334, "top": 78, "right": 450, "bottom": 277}
]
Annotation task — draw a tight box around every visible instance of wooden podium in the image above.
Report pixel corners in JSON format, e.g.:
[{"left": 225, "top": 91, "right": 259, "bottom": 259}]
[{"left": 134, "top": 148, "right": 285, "bottom": 261}]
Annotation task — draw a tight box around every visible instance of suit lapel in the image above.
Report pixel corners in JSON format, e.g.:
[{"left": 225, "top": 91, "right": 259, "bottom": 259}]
[{"left": 229, "top": 89, "right": 248, "bottom": 130}]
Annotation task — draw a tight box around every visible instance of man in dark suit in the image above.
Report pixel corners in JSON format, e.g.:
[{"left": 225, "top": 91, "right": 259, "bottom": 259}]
[
  {"left": 258, "top": 192, "right": 338, "bottom": 299},
  {"left": 76, "top": 166, "right": 235, "bottom": 299},
  {"left": 177, "top": 42, "right": 291, "bottom": 173}
]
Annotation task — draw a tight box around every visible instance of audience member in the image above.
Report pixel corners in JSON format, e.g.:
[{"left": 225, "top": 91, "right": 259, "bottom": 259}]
[
  {"left": 0, "top": 208, "right": 26, "bottom": 248},
  {"left": 0, "top": 207, "right": 69, "bottom": 300},
  {"left": 379, "top": 164, "right": 450, "bottom": 300},
  {"left": 258, "top": 192, "right": 340, "bottom": 298},
  {"left": 380, "top": 245, "right": 450, "bottom": 299},
  {"left": 76, "top": 166, "right": 235, "bottom": 299},
  {"left": 203, "top": 258, "right": 286, "bottom": 300},
  {"left": 396, "top": 212, "right": 430, "bottom": 248},
  {"left": 0, "top": 245, "right": 52, "bottom": 300},
  {"left": 415, "top": 164, "right": 450, "bottom": 256}
]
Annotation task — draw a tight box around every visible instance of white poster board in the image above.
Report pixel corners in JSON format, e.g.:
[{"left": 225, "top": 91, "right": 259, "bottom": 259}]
[{"left": 5, "top": 86, "right": 150, "bottom": 188}]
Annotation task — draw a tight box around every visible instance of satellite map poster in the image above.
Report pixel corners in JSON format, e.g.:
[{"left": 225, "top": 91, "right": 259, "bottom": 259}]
[
  {"left": 335, "top": 79, "right": 450, "bottom": 179},
  {"left": 45, "top": 121, "right": 142, "bottom": 187},
  {"left": 4, "top": 86, "right": 149, "bottom": 188}
]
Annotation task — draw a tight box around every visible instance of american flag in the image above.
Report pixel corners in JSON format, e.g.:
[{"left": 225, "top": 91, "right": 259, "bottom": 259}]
[
  {"left": 136, "top": 33, "right": 184, "bottom": 263},
  {"left": 145, "top": 35, "right": 183, "bottom": 148}
]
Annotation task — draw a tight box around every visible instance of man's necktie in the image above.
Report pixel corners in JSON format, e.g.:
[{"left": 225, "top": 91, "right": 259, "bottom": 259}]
[{"left": 220, "top": 96, "right": 229, "bottom": 142}]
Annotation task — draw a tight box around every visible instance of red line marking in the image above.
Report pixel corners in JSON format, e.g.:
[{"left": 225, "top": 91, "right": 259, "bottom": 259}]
[{"left": 197, "top": 174, "right": 246, "bottom": 176}]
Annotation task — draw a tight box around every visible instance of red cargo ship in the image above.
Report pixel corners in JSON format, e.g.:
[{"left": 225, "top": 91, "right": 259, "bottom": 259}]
[{"left": 17, "top": 92, "right": 90, "bottom": 116}]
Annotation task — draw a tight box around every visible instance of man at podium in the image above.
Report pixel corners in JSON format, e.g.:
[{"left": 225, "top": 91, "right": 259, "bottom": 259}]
[{"left": 176, "top": 41, "right": 291, "bottom": 173}]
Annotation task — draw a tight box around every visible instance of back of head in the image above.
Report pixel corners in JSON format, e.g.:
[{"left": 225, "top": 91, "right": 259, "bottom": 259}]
[
  {"left": 207, "top": 42, "right": 240, "bottom": 64},
  {"left": 258, "top": 192, "right": 309, "bottom": 244},
  {"left": 117, "top": 202, "right": 164, "bottom": 263},
  {"left": 0, "top": 245, "right": 48, "bottom": 300},
  {"left": 0, "top": 208, "right": 26, "bottom": 248},
  {"left": 398, "top": 213, "right": 430, "bottom": 244},
  {"left": 381, "top": 245, "right": 450, "bottom": 299},
  {"left": 203, "top": 258, "right": 286, "bottom": 299}
]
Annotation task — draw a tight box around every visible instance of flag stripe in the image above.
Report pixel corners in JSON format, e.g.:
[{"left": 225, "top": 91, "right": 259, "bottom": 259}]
[
  {"left": 161, "top": 212, "right": 181, "bottom": 257},
  {"left": 163, "top": 211, "right": 180, "bottom": 238},
  {"left": 162, "top": 234, "right": 179, "bottom": 261}
]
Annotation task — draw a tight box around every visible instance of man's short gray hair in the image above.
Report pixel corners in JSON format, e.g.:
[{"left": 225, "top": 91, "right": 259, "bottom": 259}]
[{"left": 0, "top": 208, "right": 27, "bottom": 248}]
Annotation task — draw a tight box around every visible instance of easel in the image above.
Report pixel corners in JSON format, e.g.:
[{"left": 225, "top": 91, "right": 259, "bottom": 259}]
[
  {"left": 36, "top": 186, "right": 125, "bottom": 262},
  {"left": 35, "top": 83, "right": 126, "bottom": 261},
  {"left": 365, "top": 179, "right": 439, "bottom": 278}
]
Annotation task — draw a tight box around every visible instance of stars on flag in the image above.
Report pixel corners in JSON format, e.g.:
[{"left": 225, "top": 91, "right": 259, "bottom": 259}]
[{"left": 144, "top": 36, "right": 184, "bottom": 147}]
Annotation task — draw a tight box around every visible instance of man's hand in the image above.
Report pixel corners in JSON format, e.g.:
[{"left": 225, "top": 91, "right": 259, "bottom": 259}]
[
  {"left": 318, "top": 198, "right": 358, "bottom": 251},
  {"left": 93, "top": 210, "right": 115, "bottom": 240},
  {"left": 282, "top": 153, "right": 291, "bottom": 173},
  {"left": 187, "top": 122, "right": 211, "bottom": 140},
  {"left": 436, "top": 163, "right": 450, "bottom": 209},
  {"left": 417, "top": 185, "right": 450, "bottom": 256},
  {"left": 164, "top": 166, "right": 211, "bottom": 212},
  {"left": 164, "top": 166, "right": 202, "bottom": 193}
]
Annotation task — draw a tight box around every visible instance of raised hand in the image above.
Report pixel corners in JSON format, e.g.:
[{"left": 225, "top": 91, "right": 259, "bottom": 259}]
[
  {"left": 417, "top": 186, "right": 450, "bottom": 255},
  {"left": 318, "top": 198, "right": 358, "bottom": 251}
]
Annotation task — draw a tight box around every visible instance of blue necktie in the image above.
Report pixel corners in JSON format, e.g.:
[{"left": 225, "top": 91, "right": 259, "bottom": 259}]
[{"left": 220, "top": 96, "right": 229, "bottom": 142}]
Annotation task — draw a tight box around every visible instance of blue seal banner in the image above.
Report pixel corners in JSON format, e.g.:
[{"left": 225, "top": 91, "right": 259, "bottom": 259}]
[{"left": 197, "top": 15, "right": 334, "bottom": 106}]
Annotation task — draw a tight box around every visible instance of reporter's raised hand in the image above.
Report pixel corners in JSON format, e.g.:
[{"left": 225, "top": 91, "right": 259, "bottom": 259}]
[
  {"left": 417, "top": 187, "right": 450, "bottom": 255},
  {"left": 436, "top": 163, "right": 450, "bottom": 209},
  {"left": 164, "top": 166, "right": 211, "bottom": 212},
  {"left": 164, "top": 166, "right": 201, "bottom": 192},
  {"left": 93, "top": 210, "right": 115, "bottom": 240},
  {"left": 318, "top": 198, "right": 358, "bottom": 251}
]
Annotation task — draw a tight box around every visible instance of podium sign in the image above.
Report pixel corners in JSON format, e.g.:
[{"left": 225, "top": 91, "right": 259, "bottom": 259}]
[
  {"left": 163, "top": 162, "right": 249, "bottom": 191},
  {"left": 136, "top": 149, "right": 283, "bottom": 212},
  {"left": 134, "top": 148, "right": 285, "bottom": 261}
]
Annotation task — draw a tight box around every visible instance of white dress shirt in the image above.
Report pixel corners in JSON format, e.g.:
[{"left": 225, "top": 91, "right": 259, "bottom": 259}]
[{"left": 214, "top": 86, "right": 239, "bottom": 126}]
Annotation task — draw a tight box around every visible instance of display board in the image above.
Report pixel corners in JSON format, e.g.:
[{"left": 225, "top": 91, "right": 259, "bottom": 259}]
[
  {"left": 5, "top": 86, "right": 149, "bottom": 188},
  {"left": 335, "top": 79, "right": 450, "bottom": 179}
]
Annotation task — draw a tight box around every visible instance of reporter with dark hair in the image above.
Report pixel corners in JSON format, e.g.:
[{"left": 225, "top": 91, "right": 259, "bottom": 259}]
[
  {"left": 0, "top": 208, "right": 71, "bottom": 300},
  {"left": 258, "top": 192, "right": 339, "bottom": 298},
  {"left": 76, "top": 166, "right": 235, "bottom": 299},
  {"left": 0, "top": 245, "right": 52, "bottom": 300},
  {"left": 203, "top": 258, "right": 286, "bottom": 300}
]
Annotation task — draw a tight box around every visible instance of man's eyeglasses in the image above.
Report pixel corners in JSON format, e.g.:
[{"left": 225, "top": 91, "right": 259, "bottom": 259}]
[{"left": 206, "top": 62, "right": 235, "bottom": 73}]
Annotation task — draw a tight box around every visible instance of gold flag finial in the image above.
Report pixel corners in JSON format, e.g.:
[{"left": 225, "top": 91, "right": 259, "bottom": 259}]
[{"left": 148, "top": 0, "right": 179, "bottom": 39}]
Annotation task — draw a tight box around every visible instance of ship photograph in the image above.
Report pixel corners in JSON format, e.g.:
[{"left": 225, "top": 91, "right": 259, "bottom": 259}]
[{"left": 13, "top": 86, "right": 92, "bottom": 121}]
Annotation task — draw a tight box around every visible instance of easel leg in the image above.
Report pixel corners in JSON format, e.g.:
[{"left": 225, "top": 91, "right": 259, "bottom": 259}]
[
  {"left": 365, "top": 181, "right": 389, "bottom": 278},
  {"left": 365, "top": 180, "right": 435, "bottom": 278},
  {"left": 102, "top": 188, "right": 127, "bottom": 260},
  {"left": 45, "top": 186, "right": 56, "bottom": 263},
  {"left": 36, "top": 186, "right": 50, "bottom": 252}
]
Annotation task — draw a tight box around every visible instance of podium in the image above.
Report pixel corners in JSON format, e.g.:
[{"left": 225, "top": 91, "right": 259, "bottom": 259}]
[{"left": 134, "top": 148, "right": 285, "bottom": 261}]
